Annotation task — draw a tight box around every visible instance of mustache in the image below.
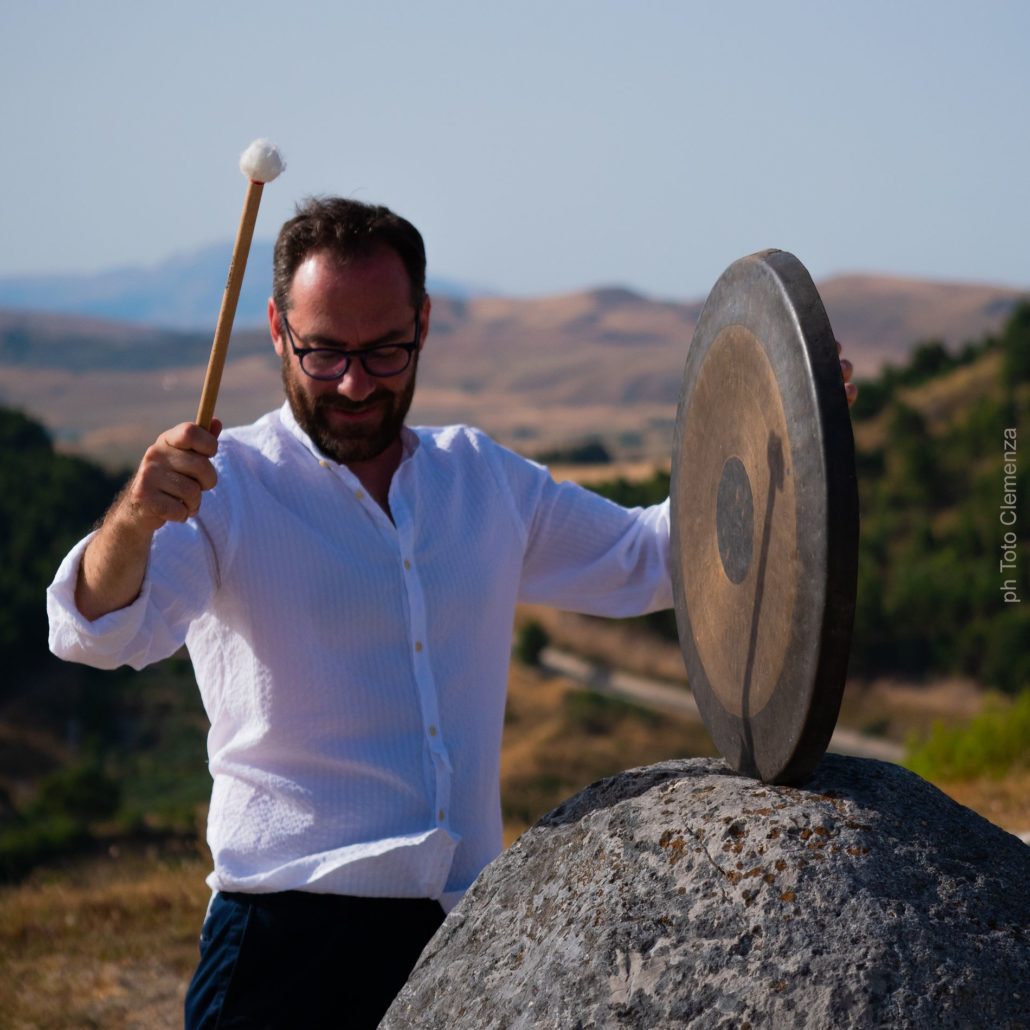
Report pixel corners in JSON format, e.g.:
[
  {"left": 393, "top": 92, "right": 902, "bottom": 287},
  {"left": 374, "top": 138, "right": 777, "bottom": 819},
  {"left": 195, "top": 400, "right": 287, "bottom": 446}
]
[{"left": 314, "top": 393, "right": 391, "bottom": 414}]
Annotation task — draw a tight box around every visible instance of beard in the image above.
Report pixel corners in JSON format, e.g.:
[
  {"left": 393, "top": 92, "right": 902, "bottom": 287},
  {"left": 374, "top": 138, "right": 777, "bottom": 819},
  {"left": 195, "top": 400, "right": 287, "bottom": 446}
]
[{"left": 281, "top": 353, "right": 418, "bottom": 465}]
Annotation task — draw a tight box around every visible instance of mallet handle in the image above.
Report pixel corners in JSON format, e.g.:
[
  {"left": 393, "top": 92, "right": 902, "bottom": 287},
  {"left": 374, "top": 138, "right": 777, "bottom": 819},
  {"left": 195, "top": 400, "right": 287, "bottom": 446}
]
[{"left": 195, "top": 179, "right": 265, "bottom": 430}]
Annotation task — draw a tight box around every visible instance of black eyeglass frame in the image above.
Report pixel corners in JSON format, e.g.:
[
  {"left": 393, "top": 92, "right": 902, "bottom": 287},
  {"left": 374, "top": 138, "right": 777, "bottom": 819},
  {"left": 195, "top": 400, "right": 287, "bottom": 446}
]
[{"left": 281, "top": 311, "right": 421, "bottom": 381}]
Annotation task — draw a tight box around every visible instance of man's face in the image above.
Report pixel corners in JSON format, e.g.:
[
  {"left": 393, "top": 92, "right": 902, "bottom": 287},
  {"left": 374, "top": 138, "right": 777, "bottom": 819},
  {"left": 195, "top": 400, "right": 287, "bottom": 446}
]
[{"left": 270, "top": 248, "right": 430, "bottom": 466}]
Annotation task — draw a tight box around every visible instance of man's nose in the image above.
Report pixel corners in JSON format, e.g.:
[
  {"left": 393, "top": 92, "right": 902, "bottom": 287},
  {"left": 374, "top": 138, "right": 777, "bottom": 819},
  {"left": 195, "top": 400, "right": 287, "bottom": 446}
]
[{"left": 336, "top": 358, "right": 377, "bottom": 402}]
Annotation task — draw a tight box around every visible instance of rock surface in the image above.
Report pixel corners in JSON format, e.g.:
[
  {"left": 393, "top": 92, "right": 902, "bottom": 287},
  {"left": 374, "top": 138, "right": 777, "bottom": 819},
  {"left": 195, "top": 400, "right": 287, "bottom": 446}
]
[{"left": 384, "top": 755, "right": 1029, "bottom": 1029}]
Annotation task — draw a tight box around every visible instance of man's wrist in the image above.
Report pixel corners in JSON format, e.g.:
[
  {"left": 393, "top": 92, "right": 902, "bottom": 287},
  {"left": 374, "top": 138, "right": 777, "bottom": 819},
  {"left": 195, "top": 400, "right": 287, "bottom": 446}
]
[{"left": 106, "top": 485, "right": 165, "bottom": 543}]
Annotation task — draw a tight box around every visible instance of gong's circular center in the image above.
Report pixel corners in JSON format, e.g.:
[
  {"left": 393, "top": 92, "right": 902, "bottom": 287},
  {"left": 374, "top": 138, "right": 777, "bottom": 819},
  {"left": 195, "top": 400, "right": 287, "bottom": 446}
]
[{"left": 716, "top": 456, "right": 754, "bottom": 584}]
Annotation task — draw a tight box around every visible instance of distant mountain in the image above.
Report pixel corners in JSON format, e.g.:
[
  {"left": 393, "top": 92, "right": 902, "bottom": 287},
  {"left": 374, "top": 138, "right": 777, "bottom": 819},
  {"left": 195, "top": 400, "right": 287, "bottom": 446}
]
[
  {"left": 0, "top": 273, "right": 1023, "bottom": 467},
  {"left": 816, "top": 275, "right": 1023, "bottom": 372},
  {"left": 0, "top": 242, "right": 494, "bottom": 330}
]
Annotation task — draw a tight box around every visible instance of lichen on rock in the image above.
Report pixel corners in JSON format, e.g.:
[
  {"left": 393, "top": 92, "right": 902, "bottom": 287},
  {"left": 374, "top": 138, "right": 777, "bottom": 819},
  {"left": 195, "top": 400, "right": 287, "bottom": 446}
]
[{"left": 384, "top": 755, "right": 1029, "bottom": 1029}]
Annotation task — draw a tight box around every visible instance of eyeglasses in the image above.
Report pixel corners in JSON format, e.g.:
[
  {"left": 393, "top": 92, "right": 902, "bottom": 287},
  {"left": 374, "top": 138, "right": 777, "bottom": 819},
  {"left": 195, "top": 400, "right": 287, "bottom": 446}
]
[{"left": 281, "top": 312, "right": 420, "bottom": 381}]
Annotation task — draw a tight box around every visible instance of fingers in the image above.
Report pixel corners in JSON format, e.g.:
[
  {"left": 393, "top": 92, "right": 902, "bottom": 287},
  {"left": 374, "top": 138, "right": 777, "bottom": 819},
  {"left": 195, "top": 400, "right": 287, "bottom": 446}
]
[
  {"left": 121, "top": 422, "right": 221, "bottom": 530},
  {"left": 162, "top": 421, "right": 220, "bottom": 457},
  {"left": 835, "top": 340, "right": 858, "bottom": 408}
]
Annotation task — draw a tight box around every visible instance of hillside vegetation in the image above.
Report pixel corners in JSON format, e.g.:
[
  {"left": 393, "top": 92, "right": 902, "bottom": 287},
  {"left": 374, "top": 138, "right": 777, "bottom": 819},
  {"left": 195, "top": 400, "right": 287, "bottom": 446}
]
[
  {"left": 849, "top": 304, "right": 1029, "bottom": 692},
  {"left": 585, "top": 302, "right": 1030, "bottom": 697}
]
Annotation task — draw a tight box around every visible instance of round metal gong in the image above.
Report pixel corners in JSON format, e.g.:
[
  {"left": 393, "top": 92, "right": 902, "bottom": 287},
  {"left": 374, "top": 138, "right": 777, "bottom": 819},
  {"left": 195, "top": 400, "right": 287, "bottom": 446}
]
[{"left": 670, "top": 250, "right": 858, "bottom": 785}]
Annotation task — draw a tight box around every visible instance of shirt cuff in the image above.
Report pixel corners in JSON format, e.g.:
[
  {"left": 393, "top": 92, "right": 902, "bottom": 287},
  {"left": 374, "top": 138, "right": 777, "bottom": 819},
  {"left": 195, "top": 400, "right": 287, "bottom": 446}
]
[{"left": 46, "top": 531, "right": 153, "bottom": 667}]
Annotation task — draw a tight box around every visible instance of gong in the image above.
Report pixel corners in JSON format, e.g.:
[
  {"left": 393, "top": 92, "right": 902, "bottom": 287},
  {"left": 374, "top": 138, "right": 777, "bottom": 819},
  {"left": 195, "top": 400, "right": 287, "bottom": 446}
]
[{"left": 670, "top": 250, "right": 858, "bottom": 785}]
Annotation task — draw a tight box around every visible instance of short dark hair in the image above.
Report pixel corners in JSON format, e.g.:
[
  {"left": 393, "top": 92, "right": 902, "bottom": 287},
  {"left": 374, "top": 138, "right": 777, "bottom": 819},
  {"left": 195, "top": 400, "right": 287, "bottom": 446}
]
[{"left": 272, "top": 196, "right": 426, "bottom": 313}]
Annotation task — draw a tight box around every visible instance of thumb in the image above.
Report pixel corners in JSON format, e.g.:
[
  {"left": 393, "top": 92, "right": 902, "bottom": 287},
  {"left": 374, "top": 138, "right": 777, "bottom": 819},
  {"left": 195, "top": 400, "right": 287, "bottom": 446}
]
[{"left": 210, "top": 417, "right": 224, "bottom": 438}]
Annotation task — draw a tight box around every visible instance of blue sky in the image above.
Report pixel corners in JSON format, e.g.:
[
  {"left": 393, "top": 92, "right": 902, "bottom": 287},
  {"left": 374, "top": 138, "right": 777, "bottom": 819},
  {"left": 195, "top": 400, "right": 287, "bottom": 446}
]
[{"left": 2, "top": 0, "right": 1028, "bottom": 300}]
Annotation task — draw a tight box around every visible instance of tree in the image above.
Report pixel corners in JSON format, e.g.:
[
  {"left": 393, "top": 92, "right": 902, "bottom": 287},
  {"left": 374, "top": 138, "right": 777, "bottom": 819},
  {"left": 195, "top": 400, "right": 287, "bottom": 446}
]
[
  {"left": 1000, "top": 301, "right": 1030, "bottom": 384},
  {"left": 0, "top": 408, "right": 125, "bottom": 688}
]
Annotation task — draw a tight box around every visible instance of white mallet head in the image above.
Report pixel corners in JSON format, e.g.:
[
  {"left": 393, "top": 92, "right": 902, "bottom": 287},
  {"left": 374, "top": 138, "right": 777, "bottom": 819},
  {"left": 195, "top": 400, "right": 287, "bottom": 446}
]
[{"left": 239, "top": 139, "right": 286, "bottom": 184}]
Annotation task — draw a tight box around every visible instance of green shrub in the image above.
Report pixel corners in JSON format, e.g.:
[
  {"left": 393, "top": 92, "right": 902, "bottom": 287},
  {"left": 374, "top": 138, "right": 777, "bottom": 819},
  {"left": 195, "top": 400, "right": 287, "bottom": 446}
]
[
  {"left": 29, "top": 759, "right": 121, "bottom": 822},
  {"left": 589, "top": 469, "right": 670, "bottom": 507},
  {"left": 905, "top": 689, "right": 1030, "bottom": 780},
  {"left": 562, "top": 690, "right": 660, "bottom": 735},
  {"left": 514, "top": 620, "right": 550, "bottom": 666},
  {"left": 0, "top": 814, "right": 89, "bottom": 881},
  {"left": 535, "top": 438, "right": 612, "bottom": 465},
  {"left": 979, "top": 607, "right": 1030, "bottom": 696}
]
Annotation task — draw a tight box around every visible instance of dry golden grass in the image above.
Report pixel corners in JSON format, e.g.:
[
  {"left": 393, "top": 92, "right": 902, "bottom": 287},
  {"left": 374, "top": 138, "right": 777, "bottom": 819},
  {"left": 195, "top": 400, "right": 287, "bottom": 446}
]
[
  {"left": 0, "top": 852, "right": 209, "bottom": 1029},
  {"left": 838, "top": 676, "right": 986, "bottom": 744},
  {"left": 547, "top": 460, "right": 669, "bottom": 486},
  {"left": 931, "top": 770, "right": 1030, "bottom": 835}
]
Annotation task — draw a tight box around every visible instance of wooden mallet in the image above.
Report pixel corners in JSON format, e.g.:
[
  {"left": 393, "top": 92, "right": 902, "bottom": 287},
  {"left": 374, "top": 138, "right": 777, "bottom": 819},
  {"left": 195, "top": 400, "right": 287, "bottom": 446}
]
[{"left": 195, "top": 139, "right": 286, "bottom": 430}]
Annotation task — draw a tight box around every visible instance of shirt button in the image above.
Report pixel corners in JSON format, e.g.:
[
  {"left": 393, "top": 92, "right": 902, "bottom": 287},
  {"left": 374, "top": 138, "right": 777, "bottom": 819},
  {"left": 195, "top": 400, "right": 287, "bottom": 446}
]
[
  {"left": 319, "top": 459, "right": 329, "bottom": 468},
  {"left": 355, "top": 490, "right": 365, "bottom": 501},
  {"left": 415, "top": 641, "right": 423, "bottom": 653},
  {"left": 403, "top": 559, "right": 411, "bottom": 571},
  {"left": 428, "top": 725, "right": 437, "bottom": 737},
  {"left": 437, "top": 809, "right": 445, "bottom": 822}
]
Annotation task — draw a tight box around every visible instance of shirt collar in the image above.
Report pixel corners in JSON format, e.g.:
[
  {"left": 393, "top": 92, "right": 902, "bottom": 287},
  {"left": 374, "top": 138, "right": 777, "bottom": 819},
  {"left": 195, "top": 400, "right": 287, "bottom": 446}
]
[{"left": 277, "top": 400, "right": 421, "bottom": 467}]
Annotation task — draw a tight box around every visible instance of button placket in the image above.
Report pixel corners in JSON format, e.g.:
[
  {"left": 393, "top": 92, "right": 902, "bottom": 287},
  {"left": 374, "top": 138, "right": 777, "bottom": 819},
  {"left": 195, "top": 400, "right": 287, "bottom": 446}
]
[{"left": 392, "top": 491, "right": 452, "bottom": 832}]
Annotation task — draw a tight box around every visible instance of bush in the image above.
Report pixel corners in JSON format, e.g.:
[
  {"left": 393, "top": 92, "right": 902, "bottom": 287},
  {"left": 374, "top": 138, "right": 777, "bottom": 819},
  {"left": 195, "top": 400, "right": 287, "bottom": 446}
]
[
  {"left": 0, "top": 408, "right": 125, "bottom": 685},
  {"left": 589, "top": 469, "right": 670, "bottom": 508},
  {"left": 905, "top": 689, "right": 1030, "bottom": 780},
  {"left": 561, "top": 691, "right": 659, "bottom": 735},
  {"left": 535, "top": 438, "right": 612, "bottom": 465},
  {"left": 30, "top": 758, "right": 121, "bottom": 822},
  {"left": 0, "top": 814, "right": 89, "bottom": 881},
  {"left": 1001, "top": 300, "right": 1030, "bottom": 383},
  {"left": 0, "top": 758, "right": 124, "bottom": 881},
  {"left": 514, "top": 620, "right": 550, "bottom": 666},
  {"left": 979, "top": 607, "right": 1030, "bottom": 696}
]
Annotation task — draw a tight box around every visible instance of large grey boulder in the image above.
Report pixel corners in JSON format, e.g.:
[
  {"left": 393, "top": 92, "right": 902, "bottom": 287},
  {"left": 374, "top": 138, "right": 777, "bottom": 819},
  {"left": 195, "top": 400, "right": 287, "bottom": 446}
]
[{"left": 384, "top": 755, "right": 1029, "bottom": 1029}]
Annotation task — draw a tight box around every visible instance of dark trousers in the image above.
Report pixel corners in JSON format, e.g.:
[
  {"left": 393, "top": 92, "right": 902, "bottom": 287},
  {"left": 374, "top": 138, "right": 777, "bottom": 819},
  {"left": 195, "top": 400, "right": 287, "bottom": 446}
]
[{"left": 184, "top": 890, "right": 446, "bottom": 1029}]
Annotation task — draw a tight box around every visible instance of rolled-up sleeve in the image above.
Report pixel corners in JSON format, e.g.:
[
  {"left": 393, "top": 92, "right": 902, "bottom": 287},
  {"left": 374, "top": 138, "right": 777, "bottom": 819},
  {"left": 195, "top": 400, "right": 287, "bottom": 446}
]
[{"left": 47, "top": 504, "right": 223, "bottom": 671}]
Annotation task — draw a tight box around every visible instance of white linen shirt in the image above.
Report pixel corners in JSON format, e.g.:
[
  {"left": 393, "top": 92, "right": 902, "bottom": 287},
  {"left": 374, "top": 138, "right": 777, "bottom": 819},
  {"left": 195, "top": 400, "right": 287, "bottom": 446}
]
[{"left": 48, "top": 403, "right": 672, "bottom": 910}]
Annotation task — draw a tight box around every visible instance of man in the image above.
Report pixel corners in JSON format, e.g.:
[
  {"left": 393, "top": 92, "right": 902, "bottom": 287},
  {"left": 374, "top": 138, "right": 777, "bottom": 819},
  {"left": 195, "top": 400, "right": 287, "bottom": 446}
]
[{"left": 48, "top": 197, "right": 857, "bottom": 1027}]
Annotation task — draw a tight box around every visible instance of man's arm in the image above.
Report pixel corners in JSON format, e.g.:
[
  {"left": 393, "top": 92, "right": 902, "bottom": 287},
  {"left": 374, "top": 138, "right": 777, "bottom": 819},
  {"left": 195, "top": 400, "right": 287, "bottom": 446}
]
[
  {"left": 505, "top": 348, "right": 856, "bottom": 616},
  {"left": 75, "top": 420, "right": 221, "bottom": 621}
]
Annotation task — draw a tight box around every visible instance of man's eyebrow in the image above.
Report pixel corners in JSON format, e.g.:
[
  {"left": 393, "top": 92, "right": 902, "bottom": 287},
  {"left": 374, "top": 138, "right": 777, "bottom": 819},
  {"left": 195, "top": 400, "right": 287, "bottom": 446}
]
[{"left": 298, "top": 324, "right": 413, "bottom": 350}]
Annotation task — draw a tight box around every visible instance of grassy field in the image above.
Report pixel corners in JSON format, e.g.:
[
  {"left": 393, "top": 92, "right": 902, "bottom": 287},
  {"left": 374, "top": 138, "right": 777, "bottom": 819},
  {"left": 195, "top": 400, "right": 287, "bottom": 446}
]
[{"left": 0, "top": 849, "right": 206, "bottom": 1029}]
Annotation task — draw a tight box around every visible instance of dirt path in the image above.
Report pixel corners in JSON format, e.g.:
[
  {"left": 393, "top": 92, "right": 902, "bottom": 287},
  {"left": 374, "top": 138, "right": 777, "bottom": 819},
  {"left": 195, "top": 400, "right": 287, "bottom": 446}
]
[{"left": 540, "top": 647, "right": 905, "bottom": 764}]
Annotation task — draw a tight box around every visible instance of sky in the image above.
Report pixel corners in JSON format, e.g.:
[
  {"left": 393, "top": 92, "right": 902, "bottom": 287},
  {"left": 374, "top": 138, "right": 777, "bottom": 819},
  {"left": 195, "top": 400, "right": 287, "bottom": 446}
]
[{"left": 2, "top": 0, "right": 1028, "bottom": 302}]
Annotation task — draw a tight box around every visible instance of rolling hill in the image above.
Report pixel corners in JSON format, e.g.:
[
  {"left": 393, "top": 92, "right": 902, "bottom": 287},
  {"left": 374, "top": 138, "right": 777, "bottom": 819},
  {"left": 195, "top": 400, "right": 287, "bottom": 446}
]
[{"left": 0, "top": 272, "right": 1023, "bottom": 467}]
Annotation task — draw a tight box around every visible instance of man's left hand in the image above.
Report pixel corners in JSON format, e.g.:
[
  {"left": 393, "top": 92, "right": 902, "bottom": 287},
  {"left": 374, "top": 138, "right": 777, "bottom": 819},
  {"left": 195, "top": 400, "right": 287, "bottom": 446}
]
[{"left": 837, "top": 341, "right": 857, "bottom": 407}]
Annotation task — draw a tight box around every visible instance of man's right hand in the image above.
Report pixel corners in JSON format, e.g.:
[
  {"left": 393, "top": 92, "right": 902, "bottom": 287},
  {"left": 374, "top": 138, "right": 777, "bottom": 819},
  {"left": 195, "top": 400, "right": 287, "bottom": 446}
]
[
  {"left": 119, "top": 420, "right": 222, "bottom": 534},
  {"left": 75, "top": 419, "right": 222, "bottom": 621}
]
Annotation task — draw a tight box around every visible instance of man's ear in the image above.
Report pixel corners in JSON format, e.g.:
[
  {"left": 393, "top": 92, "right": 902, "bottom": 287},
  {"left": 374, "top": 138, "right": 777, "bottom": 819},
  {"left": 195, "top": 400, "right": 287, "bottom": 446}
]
[
  {"left": 418, "top": 294, "right": 432, "bottom": 352},
  {"left": 269, "top": 297, "right": 285, "bottom": 358}
]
